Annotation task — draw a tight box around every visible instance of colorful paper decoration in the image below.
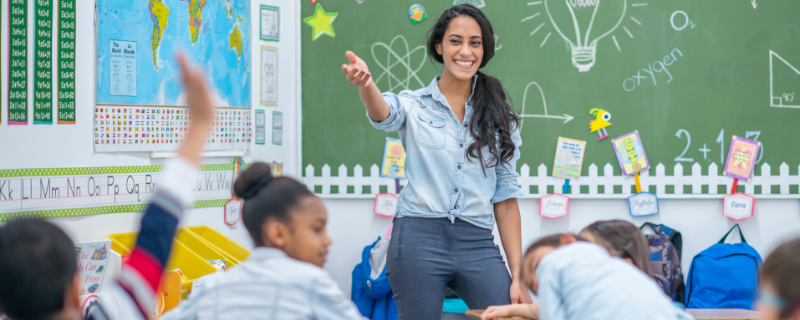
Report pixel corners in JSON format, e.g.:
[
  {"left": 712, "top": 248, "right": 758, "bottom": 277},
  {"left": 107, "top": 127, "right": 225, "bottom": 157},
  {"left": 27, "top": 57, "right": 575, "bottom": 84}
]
[
  {"left": 409, "top": 4, "right": 427, "bottom": 24},
  {"left": 553, "top": 137, "right": 586, "bottom": 180},
  {"left": 272, "top": 161, "right": 283, "bottom": 177},
  {"left": 374, "top": 193, "right": 399, "bottom": 218},
  {"left": 303, "top": 4, "right": 338, "bottom": 41},
  {"left": 224, "top": 197, "right": 242, "bottom": 226},
  {"left": 723, "top": 136, "right": 761, "bottom": 182},
  {"left": 589, "top": 108, "right": 612, "bottom": 140},
  {"left": 628, "top": 192, "right": 659, "bottom": 217},
  {"left": 381, "top": 137, "right": 406, "bottom": 179},
  {"left": 311, "top": 0, "right": 317, "bottom": 4},
  {"left": 75, "top": 240, "right": 112, "bottom": 295},
  {"left": 723, "top": 193, "right": 755, "bottom": 221},
  {"left": 611, "top": 131, "right": 650, "bottom": 176},
  {"left": 539, "top": 193, "right": 569, "bottom": 219}
]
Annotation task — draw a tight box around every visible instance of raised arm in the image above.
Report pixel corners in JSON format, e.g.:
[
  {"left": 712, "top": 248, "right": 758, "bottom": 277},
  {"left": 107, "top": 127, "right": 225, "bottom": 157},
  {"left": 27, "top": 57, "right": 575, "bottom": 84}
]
[
  {"left": 107, "top": 52, "right": 214, "bottom": 319},
  {"left": 341, "top": 51, "right": 391, "bottom": 122}
]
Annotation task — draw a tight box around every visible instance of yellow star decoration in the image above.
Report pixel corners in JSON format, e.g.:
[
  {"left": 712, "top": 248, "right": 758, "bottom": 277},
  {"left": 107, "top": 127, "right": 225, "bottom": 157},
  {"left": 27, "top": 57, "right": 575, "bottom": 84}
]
[{"left": 304, "top": 4, "right": 338, "bottom": 41}]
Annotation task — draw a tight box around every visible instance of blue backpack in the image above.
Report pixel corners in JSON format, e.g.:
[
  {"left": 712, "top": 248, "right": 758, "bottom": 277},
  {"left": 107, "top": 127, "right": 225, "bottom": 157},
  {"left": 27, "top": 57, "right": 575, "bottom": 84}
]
[{"left": 685, "top": 224, "right": 762, "bottom": 310}]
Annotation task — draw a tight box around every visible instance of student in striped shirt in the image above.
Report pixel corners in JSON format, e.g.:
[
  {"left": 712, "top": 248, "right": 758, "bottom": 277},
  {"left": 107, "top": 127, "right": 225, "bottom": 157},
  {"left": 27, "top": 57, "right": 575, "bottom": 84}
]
[{"left": 0, "top": 52, "right": 213, "bottom": 320}]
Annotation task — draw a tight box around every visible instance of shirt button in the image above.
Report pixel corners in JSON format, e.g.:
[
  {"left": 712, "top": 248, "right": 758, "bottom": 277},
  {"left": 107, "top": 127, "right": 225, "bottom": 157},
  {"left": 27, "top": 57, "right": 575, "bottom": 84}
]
[
  {"left": 429, "top": 121, "right": 433, "bottom": 124},
  {"left": 458, "top": 165, "right": 461, "bottom": 169},
  {"left": 460, "top": 144, "right": 464, "bottom": 147},
  {"left": 464, "top": 124, "right": 468, "bottom": 127},
  {"left": 455, "top": 188, "right": 459, "bottom": 193}
]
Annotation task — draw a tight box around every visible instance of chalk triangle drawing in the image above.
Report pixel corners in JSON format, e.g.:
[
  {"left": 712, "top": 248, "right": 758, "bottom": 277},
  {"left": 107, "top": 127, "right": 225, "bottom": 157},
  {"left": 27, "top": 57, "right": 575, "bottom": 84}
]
[
  {"left": 769, "top": 50, "right": 800, "bottom": 108},
  {"left": 519, "top": 82, "right": 573, "bottom": 129}
]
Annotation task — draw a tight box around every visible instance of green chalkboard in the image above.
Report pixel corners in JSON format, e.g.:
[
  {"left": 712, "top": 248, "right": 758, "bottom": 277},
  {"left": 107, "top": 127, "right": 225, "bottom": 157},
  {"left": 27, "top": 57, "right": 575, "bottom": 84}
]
[{"left": 302, "top": 0, "right": 800, "bottom": 176}]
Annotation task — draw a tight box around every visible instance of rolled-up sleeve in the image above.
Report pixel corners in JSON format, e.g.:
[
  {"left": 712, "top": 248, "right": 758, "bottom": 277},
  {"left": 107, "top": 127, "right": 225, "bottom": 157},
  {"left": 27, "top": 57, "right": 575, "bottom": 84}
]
[
  {"left": 491, "top": 125, "right": 524, "bottom": 203},
  {"left": 367, "top": 91, "right": 411, "bottom": 132}
]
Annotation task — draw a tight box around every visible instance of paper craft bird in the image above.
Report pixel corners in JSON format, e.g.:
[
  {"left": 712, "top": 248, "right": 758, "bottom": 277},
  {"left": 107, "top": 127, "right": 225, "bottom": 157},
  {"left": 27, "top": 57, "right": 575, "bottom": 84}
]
[{"left": 589, "top": 108, "right": 611, "bottom": 140}]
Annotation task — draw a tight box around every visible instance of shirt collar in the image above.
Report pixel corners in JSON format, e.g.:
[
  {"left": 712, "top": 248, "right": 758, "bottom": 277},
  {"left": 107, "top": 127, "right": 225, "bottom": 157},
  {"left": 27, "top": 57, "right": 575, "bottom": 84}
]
[
  {"left": 420, "top": 74, "right": 479, "bottom": 105},
  {"left": 248, "top": 247, "right": 290, "bottom": 261}
]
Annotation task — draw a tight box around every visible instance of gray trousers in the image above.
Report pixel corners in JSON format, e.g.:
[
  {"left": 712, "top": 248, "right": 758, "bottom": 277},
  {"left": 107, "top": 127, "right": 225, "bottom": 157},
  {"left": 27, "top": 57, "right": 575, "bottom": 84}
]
[{"left": 386, "top": 217, "right": 512, "bottom": 320}]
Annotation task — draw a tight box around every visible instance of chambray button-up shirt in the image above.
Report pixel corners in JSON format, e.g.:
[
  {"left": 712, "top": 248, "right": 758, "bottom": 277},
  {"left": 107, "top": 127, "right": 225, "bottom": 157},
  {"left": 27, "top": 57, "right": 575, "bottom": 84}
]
[{"left": 368, "top": 75, "right": 524, "bottom": 229}]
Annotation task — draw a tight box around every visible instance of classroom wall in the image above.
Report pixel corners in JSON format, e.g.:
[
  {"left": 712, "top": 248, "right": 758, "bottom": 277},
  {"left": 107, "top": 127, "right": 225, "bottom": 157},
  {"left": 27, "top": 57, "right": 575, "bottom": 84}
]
[
  {"left": 323, "top": 198, "right": 800, "bottom": 298},
  {"left": 0, "top": 0, "right": 299, "bottom": 262}
]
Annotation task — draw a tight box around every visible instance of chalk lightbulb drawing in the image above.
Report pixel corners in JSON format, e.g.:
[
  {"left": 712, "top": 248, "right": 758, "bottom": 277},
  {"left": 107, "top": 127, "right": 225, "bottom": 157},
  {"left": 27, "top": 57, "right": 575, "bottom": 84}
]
[
  {"left": 551, "top": 0, "right": 626, "bottom": 72},
  {"left": 524, "top": 0, "right": 646, "bottom": 72}
]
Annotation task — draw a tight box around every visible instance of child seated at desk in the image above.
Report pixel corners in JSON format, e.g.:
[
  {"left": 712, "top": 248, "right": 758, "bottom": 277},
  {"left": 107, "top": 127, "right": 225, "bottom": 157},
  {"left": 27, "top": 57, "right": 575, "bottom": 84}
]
[
  {"left": 158, "top": 162, "right": 365, "bottom": 319},
  {"left": 758, "top": 237, "right": 800, "bottom": 320},
  {"left": 482, "top": 220, "right": 691, "bottom": 320}
]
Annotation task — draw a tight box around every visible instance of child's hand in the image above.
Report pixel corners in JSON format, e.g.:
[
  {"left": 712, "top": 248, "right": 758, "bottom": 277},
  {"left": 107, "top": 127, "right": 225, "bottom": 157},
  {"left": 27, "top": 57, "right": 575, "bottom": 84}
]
[
  {"left": 341, "top": 51, "right": 373, "bottom": 88},
  {"left": 177, "top": 52, "right": 213, "bottom": 126},
  {"left": 481, "top": 303, "right": 539, "bottom": 320}
]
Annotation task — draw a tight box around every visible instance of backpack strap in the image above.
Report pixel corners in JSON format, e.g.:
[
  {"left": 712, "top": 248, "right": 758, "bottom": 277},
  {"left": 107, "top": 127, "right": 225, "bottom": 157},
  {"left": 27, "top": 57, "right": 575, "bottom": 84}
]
[
  {"left": 718, "top": 224, "right": 747, "bottom": 244},
  {"left": 640, "top": 222, "right": 660, "bottom": 233}
]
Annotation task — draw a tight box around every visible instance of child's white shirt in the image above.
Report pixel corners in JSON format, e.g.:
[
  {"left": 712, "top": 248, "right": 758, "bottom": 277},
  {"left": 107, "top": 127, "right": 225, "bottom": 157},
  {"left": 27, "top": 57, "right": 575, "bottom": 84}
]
[
  {"left": 536, "top": 242, "right": 694, "bottom": 320},
  {"left": 159, "top": 247, "right": 366, "bottom": 320}
]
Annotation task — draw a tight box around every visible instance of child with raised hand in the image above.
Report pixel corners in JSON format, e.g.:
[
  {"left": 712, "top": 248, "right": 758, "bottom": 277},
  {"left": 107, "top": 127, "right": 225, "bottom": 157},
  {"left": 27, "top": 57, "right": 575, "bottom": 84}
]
[
  {"left": 158, "top": 162, "right": 365, "bottom": 319},
  {"left": 0, "top": 52, "right": 214, "bottom": 320},
  {"left": 758, "top": 237, "right": 800, "bottom": 320},
  {"left": 482, "top": 220, "right": 690, "bottom": 320}
]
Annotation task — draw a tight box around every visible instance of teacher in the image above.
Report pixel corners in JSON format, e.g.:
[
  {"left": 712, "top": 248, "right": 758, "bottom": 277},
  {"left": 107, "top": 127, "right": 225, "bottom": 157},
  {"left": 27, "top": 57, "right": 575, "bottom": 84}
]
[{"left": 341, "top": 4, "right": 530, "bottom": 319}]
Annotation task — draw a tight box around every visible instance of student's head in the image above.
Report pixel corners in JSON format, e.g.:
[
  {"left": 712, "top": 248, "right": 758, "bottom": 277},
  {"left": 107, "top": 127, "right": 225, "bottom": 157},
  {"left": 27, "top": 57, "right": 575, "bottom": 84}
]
[
  {"left": 233, "top": 162, "right": 331, "bottom": 267},
  {"left": 579, "top": 220, "right": 653, "bottom": 275},
  {"left": 426, "top": 4, "right": 519, "bottom": 171},
  {"left": 521, "top": 233, "right": 578, "bottom": 294},
  {"left": 758, "top": 237, "right": 800, "bottom": 320},
  {"left": 0, "top": 219, "right": 81, "bottom": 320}
]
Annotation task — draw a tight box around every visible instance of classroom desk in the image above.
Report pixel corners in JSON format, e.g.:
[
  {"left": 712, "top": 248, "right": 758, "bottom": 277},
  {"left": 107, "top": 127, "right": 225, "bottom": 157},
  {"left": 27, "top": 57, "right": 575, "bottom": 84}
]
[{"left": 466, "top": 309, "right": 759, "bottom": 320}]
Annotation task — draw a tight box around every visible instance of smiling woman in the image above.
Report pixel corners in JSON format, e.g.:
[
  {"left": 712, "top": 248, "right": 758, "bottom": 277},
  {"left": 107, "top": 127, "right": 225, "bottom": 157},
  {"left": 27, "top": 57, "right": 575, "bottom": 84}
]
[{"left": 340, "top": 4, "right": 529, "bottom": 320}]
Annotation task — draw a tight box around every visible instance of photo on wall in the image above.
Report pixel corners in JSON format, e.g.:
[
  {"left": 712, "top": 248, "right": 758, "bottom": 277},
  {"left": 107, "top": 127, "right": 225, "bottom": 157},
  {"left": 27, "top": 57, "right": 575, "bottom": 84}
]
[
  {"left": 261, "top": 46, "right": 278, "bottom": 106},
  {"left": 260, "top": 5, "right": 280, "bottom": 41}
]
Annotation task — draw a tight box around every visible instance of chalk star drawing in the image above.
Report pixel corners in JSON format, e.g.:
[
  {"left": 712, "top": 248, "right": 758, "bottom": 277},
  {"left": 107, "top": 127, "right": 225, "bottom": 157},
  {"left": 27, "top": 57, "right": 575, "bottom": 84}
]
[
  {"left": 519, "top": 82, "right": 573, "bottom": 130},
  {"left": 371, "top": 35, "right": 427, "bottom": 92},
  {"left": 769, "top": 50, "right": 800, "bottom": 108},
  {"left": 303, "top": 4, "right": 338, "bottom": 41},
  {"left": 524, "top": 0, "right": 646, "bottom": 72}
]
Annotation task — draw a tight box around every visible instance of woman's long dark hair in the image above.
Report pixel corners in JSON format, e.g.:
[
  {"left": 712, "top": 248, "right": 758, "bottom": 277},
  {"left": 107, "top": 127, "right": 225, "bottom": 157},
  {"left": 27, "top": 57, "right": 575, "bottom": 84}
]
[{"left": 426, "top": 4, "right": 519, "bottom": 172}]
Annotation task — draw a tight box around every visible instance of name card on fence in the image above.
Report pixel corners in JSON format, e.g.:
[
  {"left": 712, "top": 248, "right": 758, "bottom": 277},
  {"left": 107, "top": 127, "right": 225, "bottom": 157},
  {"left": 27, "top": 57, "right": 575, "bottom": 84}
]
[
  {"left": 723, "top": 193, "right": 755, "bottom": 220},
  {"left": 540, "top": 194, "right": 569, "bottom": 219},
  {"left": 628, "top": 192, "right": 659, "bottom": 217},
  {"left": 374, "top": 193, "right": 398, "bottom": 218}
]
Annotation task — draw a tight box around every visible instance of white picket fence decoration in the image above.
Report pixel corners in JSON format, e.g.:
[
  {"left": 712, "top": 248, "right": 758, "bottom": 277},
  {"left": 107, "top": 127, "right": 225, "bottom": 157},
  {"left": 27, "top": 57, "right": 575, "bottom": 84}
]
[{"left": 302, "top": 162, "right": 800, "bottom": 199}]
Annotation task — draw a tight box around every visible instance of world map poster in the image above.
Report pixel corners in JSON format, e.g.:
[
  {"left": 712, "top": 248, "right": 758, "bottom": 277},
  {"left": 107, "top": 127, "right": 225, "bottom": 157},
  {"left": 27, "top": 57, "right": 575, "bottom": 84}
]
[{"left": 95, "top": 0, "right": 252, "bottom": 152}]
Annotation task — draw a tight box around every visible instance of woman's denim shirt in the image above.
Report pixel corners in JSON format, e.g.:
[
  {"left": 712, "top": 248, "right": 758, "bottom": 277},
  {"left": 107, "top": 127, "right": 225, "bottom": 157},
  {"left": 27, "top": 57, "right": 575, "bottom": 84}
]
[{"left": 368, "top": 76, "right": 524, "bottom": 229}]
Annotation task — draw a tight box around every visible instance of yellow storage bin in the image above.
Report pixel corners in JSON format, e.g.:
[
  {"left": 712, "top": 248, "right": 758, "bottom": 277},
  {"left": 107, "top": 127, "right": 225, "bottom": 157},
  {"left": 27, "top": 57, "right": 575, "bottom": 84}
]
[
  {"left": 108, "top": 232, "right": 218, "bottom": 294},
  {"left": 185, "top": 226, "right": 250, "bottom": 264},
  {"left": 176, "top": 228, "right": 237, "bottom": 268}
]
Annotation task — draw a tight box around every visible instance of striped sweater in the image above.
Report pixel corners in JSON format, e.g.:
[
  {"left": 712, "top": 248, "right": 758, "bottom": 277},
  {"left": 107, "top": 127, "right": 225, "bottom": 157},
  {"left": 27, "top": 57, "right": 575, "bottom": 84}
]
[{"left": 88, "top": 158, "right": 195, "bottom": 320}]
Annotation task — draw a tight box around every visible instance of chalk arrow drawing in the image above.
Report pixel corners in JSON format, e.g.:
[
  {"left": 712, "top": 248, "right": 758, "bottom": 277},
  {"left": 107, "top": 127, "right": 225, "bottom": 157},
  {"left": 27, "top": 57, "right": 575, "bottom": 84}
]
[
  {"left": 371, "top": 35, "right": 427, "bottom": 92},
  {"left": 519, "top": 82, "right": 574, "bottom": 129},
  {"left": 751, "top": 0, "right": 757, "bottom": 9},
  {"left": 769, "top": 50, "right": 800, "bottom": 108}
]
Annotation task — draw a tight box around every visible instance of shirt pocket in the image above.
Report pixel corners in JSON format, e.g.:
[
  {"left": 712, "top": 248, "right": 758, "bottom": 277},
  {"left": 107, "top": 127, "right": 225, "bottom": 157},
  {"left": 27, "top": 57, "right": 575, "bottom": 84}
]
[{"left": 416, "top": 113, "right": 446, "bottom": 149}]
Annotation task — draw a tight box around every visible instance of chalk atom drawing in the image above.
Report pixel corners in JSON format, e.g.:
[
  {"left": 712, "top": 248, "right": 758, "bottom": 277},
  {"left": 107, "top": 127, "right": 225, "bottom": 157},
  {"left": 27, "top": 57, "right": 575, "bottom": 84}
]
[
  {"left": 769, "top": 50, "right": 800, "bottom": 108},
  {"left": 371, "top": 35, "right": 427, "bottom": 93},
  {"left": 519, "top": 82, "right": 573, "bottom": 129}
]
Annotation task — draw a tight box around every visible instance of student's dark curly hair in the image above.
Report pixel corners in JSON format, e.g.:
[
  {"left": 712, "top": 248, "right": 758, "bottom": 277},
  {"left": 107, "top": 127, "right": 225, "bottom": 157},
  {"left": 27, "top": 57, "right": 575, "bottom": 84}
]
[{"left": 426, "top": 4, "right": 519, "bottom": 173}]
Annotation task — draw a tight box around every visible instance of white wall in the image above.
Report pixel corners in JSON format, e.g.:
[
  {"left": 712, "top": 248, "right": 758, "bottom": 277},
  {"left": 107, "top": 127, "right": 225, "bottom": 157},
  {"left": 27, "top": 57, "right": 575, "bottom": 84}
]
[
  {"left": 0, "top": 0, "right": 300, "bottom": 256},
  {"left": 322, "top": 198, "right": 800, "bottom": 297}
]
